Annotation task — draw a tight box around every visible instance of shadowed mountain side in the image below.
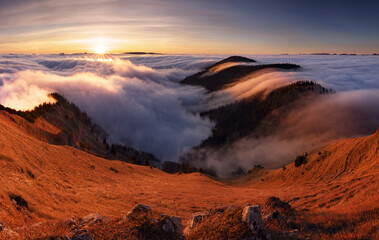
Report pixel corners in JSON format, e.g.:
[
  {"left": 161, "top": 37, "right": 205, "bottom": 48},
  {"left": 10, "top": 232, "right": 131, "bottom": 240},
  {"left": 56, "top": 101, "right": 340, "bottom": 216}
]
[
  {"left": 197, "top": 81, "right": 333, "bottom": 149},
  {"left": 181, "top": 62, "right": 300, "bottom": 92}
]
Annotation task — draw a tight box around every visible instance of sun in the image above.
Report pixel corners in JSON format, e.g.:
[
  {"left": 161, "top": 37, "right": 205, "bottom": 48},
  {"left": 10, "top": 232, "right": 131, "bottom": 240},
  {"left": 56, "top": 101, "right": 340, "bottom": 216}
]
[
  {"left": 94, "top": 44, "right": 107, "bottom": 54},
  {"left": 91, "top": 37, "right": 108, "bottom": 54}
]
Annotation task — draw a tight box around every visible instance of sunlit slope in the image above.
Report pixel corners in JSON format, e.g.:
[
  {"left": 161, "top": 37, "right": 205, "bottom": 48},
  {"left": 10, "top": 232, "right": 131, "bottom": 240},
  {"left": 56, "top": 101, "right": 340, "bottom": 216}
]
[
  {"left": 1, "top": 107, "right": 377, "bottom": 239},
  {"left": 0, "top": 110, "right": 272, "bottom": 228},
  {"left": 244, "top": 128, "right": 378, "bottom": 185},
  {"left": 240, "top": 128, "right": 379, "bottom": 210}
]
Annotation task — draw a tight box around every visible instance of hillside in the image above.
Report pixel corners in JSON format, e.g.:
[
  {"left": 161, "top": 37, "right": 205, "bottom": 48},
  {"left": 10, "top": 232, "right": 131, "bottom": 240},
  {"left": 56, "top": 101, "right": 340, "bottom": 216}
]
[
  {"left": 181, "top": 57, "right": 300, "bottom": 92},
  {"left": 198, "top": 81, "right": 333, "bottom": 148},
  {"left": 0, "top": 93, "right": 161, "bottom": 167},
  {"left": 0, "top": 107, "right": 377, "bottom": 239}
]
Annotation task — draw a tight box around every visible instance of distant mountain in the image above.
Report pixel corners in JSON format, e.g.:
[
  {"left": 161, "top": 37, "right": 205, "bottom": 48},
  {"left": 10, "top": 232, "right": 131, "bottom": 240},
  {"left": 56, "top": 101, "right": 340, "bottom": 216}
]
[
  {"left": 205, "top": 56, "right": 256, "bottom": 70},
  {"left": 197, "top": 81, "right": 334, "bottom": 149},
  {"left": 123, "top": 52, "right": 161, "bottom": 55},
  {"left": 180, "top": 56, "right": 334, "bottom": 173},
  {"left": 181, "top": 56, "right": 300, "bottom": 92}
]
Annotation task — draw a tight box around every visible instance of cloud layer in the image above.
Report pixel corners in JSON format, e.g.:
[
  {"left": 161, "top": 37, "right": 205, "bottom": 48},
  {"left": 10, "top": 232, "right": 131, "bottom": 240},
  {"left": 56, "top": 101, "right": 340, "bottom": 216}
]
[
  {"left": 0, "top": 54, "right": 378, "bottom": 172},
  {"left": 0, "top": 54, "right": 216, "bottom": 161}
]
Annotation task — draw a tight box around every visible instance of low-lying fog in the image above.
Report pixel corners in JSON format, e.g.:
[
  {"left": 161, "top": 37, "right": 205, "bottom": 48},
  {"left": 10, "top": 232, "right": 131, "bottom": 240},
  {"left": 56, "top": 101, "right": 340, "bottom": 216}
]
[{"left": 0, "top": 53, "right": 378, "bottom": 175}]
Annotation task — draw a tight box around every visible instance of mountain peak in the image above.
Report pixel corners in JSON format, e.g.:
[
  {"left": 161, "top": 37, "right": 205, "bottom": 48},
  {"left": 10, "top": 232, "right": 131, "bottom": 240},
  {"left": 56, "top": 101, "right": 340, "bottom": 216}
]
[{"left": 206, "top": 56, "right": 256, "bottom": 70}]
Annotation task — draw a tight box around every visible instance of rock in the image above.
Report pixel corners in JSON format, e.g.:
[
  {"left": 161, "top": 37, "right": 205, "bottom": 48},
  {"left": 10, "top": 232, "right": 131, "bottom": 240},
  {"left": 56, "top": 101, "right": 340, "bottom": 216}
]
[
  {"left": 187, "top": 212, "right": 208, "bottom": 229},
  {"left": 242, "top": 205, "right": 265, "bottom": 238},
  {"left": 184, "top": 212, "right": 208, "bottom": 234},
  {"left": 264, "top": 210, "right": 282, "bottom": 221},
  {"left": 0, "top": 222, "right": 4, "bottom": 231},
  {"left": 160, "top": 216, "right": 175, "bottom": 233},
  {"left": 79, "top": 213, "right": 108, "bottom": 227},
  {"left": 64, "top": 218, "right": 78, "bottom": 228},
  {"left": 53, "top": 237, "right": 69, "bottom": 240},
  {"left": 265, "top": 197, "right": 292, "bottom": 212},
  {"left": 159, "top": 215, "right": 183, "bottom": 234},
  {"left": 170, "top": 216, "right": 183, "bottom": 233},
  {"left": 69, "top": 229, "right": 93, "bottom": 240},
  {"left": 284, "top": 229, "right": 299, "bottom": 237},
  {"left": 127, "top": 204, "right": 153, "bottom": 219}
]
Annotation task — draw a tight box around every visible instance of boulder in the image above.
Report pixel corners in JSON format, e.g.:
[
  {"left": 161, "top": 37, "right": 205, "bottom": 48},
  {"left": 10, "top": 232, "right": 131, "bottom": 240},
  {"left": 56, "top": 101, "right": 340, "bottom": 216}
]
[
  {"left": 126, "top": 204, "right": 153, "bottom": 219},
  {"left": 69, "top": 229, "right": 93, "bottom": 240},
  {"left": 159, "top": 215, "right": 183, "bottom": 234},
  {"left": 264, "top": 210, "right": 282, "bottom": 221},
  {"left": 171, "top": 216, "right": 183, "bottom": 233},
  {"left": 265, "top": 197, "right": 292, "bottom": 212},
  {"left": 64, "top": 218, "right": 78, "bottom": 228},
  {"left": 0, "top": 222, "right": 4, "bottom": 231},
  {"left": 160, "top": 216, "right": 175, "bottom": 233},
  {"left": 242, "top": 205, "right": 265, "bottom": 238},
  {"left": 184, "top": 212, "right": 208, "bottom": 234},
  {"left": 284, "top": 229, "right": 299, "bottom": 237},
  {"left": 79, "top": 213, "right": 108, "bottom": 227}
]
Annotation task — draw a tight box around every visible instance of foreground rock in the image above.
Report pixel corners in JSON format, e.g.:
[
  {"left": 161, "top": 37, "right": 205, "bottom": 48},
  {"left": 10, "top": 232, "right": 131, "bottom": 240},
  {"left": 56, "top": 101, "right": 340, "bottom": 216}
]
[
  {"left": 0, "top": 204, "right": 184, "bottom": 240},
  {"left": 185, "top": 205, "right": 269, "bottom": 240},
  {"left": 242, "top": 205, "right": 266, "bottom": 238},
  {"left": 79, "top": 213, "right": 109, "bottom": 227}
]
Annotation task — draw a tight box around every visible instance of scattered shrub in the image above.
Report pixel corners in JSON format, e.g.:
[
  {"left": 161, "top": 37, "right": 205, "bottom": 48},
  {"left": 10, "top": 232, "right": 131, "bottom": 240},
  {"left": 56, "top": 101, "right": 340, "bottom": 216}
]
[
  {"left": 294, "top": 155, "right": 307, "bottom": 167},
  {"left": 109, "top": 167, "right": 119, "bottom": 173},
  {"left": 9, "top": 194, "right": 29, "bottom": 209},
  {"left": 79, "top": 140, "right": 90, "bottom": 150},
  {"left": 26, "top": 168, "right": 35, "bottom": 179},
  {"left": 110, "top": 144, "right": 116, "bottom": 154}
]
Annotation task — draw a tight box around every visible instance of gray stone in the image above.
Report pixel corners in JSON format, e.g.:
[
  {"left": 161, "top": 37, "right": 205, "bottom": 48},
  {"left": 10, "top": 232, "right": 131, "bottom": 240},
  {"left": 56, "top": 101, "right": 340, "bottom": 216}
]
[
  {"left": 242, "top": 205, "right": 265, "bottom": 238},
  {"left": 160, "top": 217, "right": 175, "bottom": 233},
  {"left": 184, "top": 212, "right": 208, "bottom": 235},
  {"left": 69, "top": 229, "right": 93, "bottom": 240},
  {"left": 127, "top": 204, "right": 153, "bottom": 218},
  {"left": 171, "top": 216, "right": 183, "bottom": 233},
  {"left": 80, "top": 213, "right": 108, "bottom": 227},
  {"left": 264, "top": 210, "right": 282, "bottom": 221},
  {"left": 64, "top": 218, "right": 77, "bottom": 228}
]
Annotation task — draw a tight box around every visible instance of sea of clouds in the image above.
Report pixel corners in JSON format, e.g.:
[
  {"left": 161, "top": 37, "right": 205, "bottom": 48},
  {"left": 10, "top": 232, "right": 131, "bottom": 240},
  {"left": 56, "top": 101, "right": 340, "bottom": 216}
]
[{"left": 0, "top": 53, "right": 378, "bottom": 171}]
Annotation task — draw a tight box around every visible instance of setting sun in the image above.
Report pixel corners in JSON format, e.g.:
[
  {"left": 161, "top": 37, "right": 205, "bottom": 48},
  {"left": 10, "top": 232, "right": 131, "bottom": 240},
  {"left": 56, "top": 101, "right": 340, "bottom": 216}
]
[
  {"left": 94, "top": 44, "right": 107, "bottom": 54},
  {"left": 92, "top": 37, "right": 108, "bottom": 54}
]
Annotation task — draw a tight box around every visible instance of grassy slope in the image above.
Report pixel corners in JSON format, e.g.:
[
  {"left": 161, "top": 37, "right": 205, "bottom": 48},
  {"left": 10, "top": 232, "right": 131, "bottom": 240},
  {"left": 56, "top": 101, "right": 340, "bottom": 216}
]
[
  {"left": 0, "top": 111, "right": 272, "bottom": 228},
  {"left": 0, "top": 110, "right": 377, "bottom": 239}
]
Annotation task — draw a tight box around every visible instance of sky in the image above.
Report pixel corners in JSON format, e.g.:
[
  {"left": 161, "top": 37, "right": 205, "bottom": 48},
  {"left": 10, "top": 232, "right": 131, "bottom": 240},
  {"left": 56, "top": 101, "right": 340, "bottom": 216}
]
[{"left": 0, "top": 0, "right": 379, "bottom": 54}]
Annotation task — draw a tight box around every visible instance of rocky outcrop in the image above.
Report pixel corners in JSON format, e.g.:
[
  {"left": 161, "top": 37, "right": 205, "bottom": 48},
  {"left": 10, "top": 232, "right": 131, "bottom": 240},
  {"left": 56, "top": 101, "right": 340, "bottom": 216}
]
[
  {"left": 124, "top": 203, "right": 153, "bottom": 221},
  {"left": 242, "top": 205, "right": 266, "bottom": 238},
  {"left": 185, "top": 205, "right": 268, "bottom": 240},
  {"left": 79, "top": 213, "right": 109, "bottom": 228},
  {"left": 264, "top": 210, "right": 283, "bottom": 222},
  {"left": 184, "top": 212, "right": 209, "bottom": 234}
]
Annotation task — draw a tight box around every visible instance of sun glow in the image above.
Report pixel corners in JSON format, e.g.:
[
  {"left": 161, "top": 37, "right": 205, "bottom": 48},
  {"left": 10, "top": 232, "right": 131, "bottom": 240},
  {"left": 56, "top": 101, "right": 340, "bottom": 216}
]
[
  {"left": 94, "top": 45, "right": 107, "bottom": 54},
  {"left": 91, "top": 37, "right": 109, "bottom": 54}
]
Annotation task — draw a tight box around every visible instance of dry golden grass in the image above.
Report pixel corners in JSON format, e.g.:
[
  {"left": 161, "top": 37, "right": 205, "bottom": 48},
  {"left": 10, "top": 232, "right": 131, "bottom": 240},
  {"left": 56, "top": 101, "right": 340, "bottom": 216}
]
[{"left": 0, "top": 110, "right": 378, "bottom": 239}]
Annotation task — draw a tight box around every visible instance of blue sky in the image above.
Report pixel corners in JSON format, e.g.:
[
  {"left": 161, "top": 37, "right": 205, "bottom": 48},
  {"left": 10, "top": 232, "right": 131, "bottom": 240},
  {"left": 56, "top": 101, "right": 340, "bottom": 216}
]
[{"left": 0, "top": 0, "right": 378, "bottom": 54}]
